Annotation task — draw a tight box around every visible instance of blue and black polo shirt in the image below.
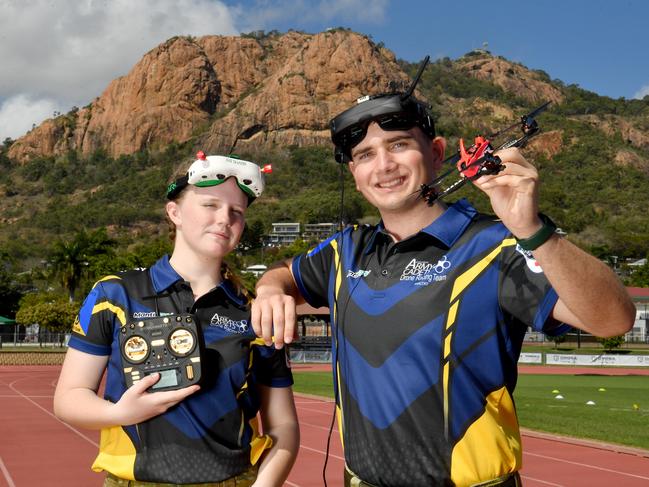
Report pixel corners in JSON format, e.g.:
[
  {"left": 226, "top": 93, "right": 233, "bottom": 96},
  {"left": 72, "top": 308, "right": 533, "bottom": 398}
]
[
  {"left": 69, "top": 255, "right": 292, "bottom": 483},
  {"left": 292, "top": 199, "right": 567, "bottom": 487}
]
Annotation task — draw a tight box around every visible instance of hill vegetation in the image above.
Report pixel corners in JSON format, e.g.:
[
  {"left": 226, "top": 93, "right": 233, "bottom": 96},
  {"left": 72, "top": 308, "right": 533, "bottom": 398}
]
[{"left": 1, "top": 33, "right": 648, "bottom": 326}]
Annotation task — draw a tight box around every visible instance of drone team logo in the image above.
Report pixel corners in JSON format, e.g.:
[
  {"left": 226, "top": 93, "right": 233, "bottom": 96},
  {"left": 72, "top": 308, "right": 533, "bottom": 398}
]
[
  {"left": 209, "top": 313, "right": 249, "bottom": 334},
  {"left": 400, "top": 256, "right": 451, "bottom": 285}
]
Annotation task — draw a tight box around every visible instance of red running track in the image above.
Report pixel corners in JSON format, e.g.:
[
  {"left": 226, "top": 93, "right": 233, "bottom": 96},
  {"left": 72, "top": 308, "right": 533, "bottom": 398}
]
[{"left": 1, "top": 365, "right": 648, "bottom": 487}]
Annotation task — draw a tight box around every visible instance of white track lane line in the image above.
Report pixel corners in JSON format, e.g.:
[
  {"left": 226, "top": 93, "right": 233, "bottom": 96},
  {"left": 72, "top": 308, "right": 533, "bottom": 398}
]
[
  {"left": 298, "top": 420, "right": 339, "bottom": 433},
  {"left": 0, "top": 455, "right": 16, "bottom": 487},
  {"left": 524, "top": 451, "right": 649, "bottom": 481},
  {"left": 8, "top": 379, "right": 99, "bottom": 448},
  {"left": 299, "top": 444, "right": 345, "bottom": 461},
  {"left": 520, "top": 474, "right": 564, "bottom": 486}
]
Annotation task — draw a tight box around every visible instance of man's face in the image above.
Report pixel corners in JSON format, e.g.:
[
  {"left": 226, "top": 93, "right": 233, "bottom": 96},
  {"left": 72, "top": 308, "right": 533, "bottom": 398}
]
[{"left": 347, "top": 122, "right": 445, "bottom": 216}]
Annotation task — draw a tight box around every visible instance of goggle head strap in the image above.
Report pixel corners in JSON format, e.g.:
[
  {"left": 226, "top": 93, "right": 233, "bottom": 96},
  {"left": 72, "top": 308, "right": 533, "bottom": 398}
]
[{"left": 166, "top": 175, "right": 189, "bottom": 200}]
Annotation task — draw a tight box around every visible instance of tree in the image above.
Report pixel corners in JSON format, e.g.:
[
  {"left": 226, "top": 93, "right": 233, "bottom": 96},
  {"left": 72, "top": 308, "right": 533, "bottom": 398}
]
[
  {"left": 0, "top": 248, "right": 25, "bottom": 317},
  {"left": 16, "top": 292, "right": 79, "bottom": 334},
  {"left": 550, "top": 333, "right": 567, "bottom": 349},
  {"left": 239, "top": 220, "right": 265, "bottom": 252},
  {"left": 88, "top": 237, "right": 172, "bottom": 280},
  {"left": 597, "top": 335, "right": 625, "bottom": 353},
  {"left": 49, "top": 228, "right": 114, "bottom": 302},
  {"left": 0, "top": 268, "right": 22, "bottom": 318},
  {"left": 274, "top": 239, "right": 311, "bottom": 260},
  {"left": 625, "top": 260, "right": 649, "bottom": 287}
]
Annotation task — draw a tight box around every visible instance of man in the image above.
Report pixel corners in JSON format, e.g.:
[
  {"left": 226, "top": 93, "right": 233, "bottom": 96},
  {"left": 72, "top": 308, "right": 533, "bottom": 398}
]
[{"left": 252, "top": 88, "right": 635, "bottom": 486}]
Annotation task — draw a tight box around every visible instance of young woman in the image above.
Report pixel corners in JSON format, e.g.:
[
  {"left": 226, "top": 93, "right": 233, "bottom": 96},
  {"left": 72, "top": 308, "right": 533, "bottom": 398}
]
[{"left": 54, "top": 152, "right": 299, "bottom": 486}]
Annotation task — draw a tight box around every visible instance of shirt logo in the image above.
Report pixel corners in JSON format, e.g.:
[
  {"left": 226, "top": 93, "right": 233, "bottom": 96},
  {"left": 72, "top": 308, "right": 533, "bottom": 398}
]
[
  {"left": 515, "top": 244, "right": 544, "bottom": 274},
  {"left": 131, "top": 311, "right": 173, "bottom": 319},
  {"left": 400, "top": 256, "right": 451, "bottom": 285},
  {"left": 210, "top": 313, "right": 249, "bottom": 334},
  {"left": 132, "top": 311, "right": 157, "bottom": 319},
  {"left": 347, "top": 269, "right": 371, "bottom": 279}
]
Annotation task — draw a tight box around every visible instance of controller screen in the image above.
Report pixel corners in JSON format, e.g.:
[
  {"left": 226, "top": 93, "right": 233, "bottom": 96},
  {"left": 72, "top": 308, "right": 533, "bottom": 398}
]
[{"left": 151, "top": 369, "right": 178, "bottom": 389}]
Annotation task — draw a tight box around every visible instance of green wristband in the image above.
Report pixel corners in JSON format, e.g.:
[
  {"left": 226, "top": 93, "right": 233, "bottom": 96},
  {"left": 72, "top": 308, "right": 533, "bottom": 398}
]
[{"left": 515, "top": 214, "right": 557, "bottom": 251}]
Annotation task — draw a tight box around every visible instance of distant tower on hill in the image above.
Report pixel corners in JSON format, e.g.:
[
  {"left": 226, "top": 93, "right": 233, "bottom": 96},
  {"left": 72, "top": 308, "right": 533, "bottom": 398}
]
[{"left": 475, "top": 41, "right": 490, "bottom": 54}]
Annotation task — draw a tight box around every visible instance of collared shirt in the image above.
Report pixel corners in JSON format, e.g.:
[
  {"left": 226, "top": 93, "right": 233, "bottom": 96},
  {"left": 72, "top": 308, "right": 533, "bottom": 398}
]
[
  {"left": 292, "top": 199, "right": 566, "bottom": 487},
  {"left": 69, "top": 255, "right": 292, "bottom": 483}
]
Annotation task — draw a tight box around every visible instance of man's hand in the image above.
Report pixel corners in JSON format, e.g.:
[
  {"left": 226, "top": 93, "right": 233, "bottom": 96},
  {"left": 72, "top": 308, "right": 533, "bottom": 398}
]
[
  {"left": 252, "top": 260, "right": 302, "bottom": 349},
  {"left": 474, "top": 148, "right": 635, "bottom": 337},
  {"left": 472, "top": 147, "right": 544, "bottom": 239},
  {"left": 251, "top": 292, "right": 297, "bottom": 349}
]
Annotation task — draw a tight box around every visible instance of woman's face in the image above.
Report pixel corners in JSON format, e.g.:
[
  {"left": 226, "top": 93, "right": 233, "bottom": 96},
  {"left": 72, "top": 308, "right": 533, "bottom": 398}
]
[{"left": 167, "top": 177, "right": 247, "bottom": 260}]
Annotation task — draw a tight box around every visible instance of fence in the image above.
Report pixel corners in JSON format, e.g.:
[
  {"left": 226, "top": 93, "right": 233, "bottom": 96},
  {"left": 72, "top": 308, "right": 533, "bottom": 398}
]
[{"left": 0, "top": 328, "right": 69, "bottom": 348}]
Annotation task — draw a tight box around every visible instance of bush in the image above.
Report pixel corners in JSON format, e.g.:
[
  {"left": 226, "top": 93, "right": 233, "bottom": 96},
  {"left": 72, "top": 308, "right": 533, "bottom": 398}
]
[{"left": 597, "top": 335, "right": 625, "bottom": 352}]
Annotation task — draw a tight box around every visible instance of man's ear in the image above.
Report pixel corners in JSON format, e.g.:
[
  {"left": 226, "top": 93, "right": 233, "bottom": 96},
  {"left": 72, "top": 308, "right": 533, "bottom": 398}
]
[
  {"left": 166, "top": 201, "right": 181, "bottom": 226},
  {"left": 431, "top": 136, "right": 447, "bottom": 171}
]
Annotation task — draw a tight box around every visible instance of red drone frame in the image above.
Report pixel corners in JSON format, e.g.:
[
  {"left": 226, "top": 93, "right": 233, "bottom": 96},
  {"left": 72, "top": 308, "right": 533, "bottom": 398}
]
[{"left": 419, "top": 101, "right": 551, "bottom": 205}]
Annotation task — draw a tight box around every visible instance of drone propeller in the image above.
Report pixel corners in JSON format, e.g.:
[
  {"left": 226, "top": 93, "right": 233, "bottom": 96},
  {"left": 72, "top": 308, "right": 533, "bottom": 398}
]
[
  {"left": 527, "top": 100, "right": 552, "bottom": 120},
  {"left": 488, "top": 100, "right": 552, "bottom": 140}
]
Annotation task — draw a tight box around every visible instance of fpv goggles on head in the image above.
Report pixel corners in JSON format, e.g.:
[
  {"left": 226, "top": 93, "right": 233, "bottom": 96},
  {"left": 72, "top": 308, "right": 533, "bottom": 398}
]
[
  {"left": 167, "top": 151, "right": 272, "bottom": 203},
  {"left": 329, "top": 56, "right": 435, "bottom": 164}
]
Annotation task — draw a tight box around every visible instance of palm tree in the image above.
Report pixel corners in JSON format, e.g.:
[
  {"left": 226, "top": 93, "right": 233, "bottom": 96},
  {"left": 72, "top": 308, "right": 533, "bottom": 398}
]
[{"left": 49, "top": 229, "right": 113, "bottom": 302}]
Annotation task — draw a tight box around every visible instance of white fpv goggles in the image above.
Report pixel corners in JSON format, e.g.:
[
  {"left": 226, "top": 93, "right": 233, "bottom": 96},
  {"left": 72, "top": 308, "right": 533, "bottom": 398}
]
[{"left": 167, "top": 151, "right": 272, "bottom": 203}]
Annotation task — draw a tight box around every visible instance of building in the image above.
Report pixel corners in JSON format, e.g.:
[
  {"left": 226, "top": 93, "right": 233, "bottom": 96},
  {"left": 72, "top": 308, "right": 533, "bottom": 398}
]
[
  {"left": 302, "top": 223, "right": 337, "bottom": 242},
  {"left": 242, "top": 264, "right": 267, "bottom": 277},
  {"left": 627, "top": 287, "right": 649, "bottom": 342},
  {"left": 265, "top": 222, "right": 301, "bottom": 246},
  {"left": 264, "top": 222, "right": 338, "bottom": 247}
]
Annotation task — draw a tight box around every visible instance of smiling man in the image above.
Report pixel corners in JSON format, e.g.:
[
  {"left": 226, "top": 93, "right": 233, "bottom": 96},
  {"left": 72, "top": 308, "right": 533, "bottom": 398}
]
[{"left": 252, "top": 85, "right": 635, "bottom": 486}]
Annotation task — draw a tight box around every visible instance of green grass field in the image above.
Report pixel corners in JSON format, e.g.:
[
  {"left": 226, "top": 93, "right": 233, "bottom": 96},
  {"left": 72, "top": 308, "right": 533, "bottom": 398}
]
[{"left": 292, "top": 372, "right": 649, "bottom": 450}]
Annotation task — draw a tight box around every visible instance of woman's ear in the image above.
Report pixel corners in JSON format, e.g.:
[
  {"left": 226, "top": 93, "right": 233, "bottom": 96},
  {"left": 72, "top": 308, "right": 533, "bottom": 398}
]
[{"left": 166, "top": 201, "right": 181, "bottom": 226}]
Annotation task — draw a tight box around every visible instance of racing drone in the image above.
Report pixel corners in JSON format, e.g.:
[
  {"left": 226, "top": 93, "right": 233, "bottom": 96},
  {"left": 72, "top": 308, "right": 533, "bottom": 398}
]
[{"left": 419, "top": 100, "right": 552, "bottom": 205}]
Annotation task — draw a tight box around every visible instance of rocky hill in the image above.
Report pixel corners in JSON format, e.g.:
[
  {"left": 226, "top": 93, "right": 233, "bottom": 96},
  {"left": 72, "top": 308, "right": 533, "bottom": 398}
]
[
  {"left": 10, "top": 30, "right": 618, "bottom": 163},
  {"left": 8, "top": 30, "right": 410, "bottom": 162},
  {"left": 2, "top": 29, "right": 649, "bottom": 271}
]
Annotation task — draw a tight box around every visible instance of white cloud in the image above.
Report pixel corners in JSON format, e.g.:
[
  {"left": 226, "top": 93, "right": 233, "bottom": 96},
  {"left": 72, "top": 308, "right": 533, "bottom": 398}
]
[
  {"left": 0, "top": 95, "right": 59, "bottom": 141},
  {"left": 0, "top": 0, "right": 390, "bottom": 142},
  {"left": 634, "top": 84, "right": 649, "bottom": 100},
  {"left": 0, "top": 0, "right": 239, "bottom": 141}
]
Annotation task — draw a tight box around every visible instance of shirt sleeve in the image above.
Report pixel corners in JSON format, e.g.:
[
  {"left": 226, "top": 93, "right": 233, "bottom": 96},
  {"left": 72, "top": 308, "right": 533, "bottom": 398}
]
[
  {"left": 68, "top": 278, "right": 129, "bottom": 355},
  {"left": 291, "top": 233, "right": 339, "bottom": 308},
  {"left": 499, "top": 242, "right": 571, "bottom": 335},
  {"left": 252, "top": 346, "right": 293, "bottom": 388}
]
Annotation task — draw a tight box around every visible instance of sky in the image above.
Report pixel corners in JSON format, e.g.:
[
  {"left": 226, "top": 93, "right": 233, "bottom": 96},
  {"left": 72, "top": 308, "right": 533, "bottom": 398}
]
[{"left": 1, "top": 0, "right": 648, "bottom": 143}]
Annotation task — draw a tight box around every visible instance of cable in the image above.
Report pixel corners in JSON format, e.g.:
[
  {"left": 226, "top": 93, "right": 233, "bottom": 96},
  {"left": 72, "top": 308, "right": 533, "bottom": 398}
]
[
  {"left": 322, "top": 160, "right": 347, "bottom": 486},
  {"left": 322, "top": 162, "right": 375, "bottom": 485}
]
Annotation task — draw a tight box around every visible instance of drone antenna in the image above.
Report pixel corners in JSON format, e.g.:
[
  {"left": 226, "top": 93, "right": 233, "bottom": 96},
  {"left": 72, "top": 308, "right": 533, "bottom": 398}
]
[
  {"left": 228, "top": 124, "right": 267, "bottom": 154},
  {"left": 401, "top": 55, "right": 430, "bottom": 100}
]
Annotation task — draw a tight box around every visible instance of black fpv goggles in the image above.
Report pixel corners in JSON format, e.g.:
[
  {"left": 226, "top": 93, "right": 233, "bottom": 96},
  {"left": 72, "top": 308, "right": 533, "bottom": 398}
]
[{"left": 329, "top": 56, "right": 435, "bottom": 164}]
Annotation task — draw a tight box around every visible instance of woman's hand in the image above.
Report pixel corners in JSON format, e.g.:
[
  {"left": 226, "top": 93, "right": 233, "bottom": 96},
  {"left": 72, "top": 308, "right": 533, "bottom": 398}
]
[{"left": 111, "top": 373, "right": 200, "bottom": 425}]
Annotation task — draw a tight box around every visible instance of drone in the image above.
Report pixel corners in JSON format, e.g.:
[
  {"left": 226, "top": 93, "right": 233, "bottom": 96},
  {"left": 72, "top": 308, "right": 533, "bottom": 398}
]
[{"left": 419, "top": 100, "right": 552, "bottom": 205}]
